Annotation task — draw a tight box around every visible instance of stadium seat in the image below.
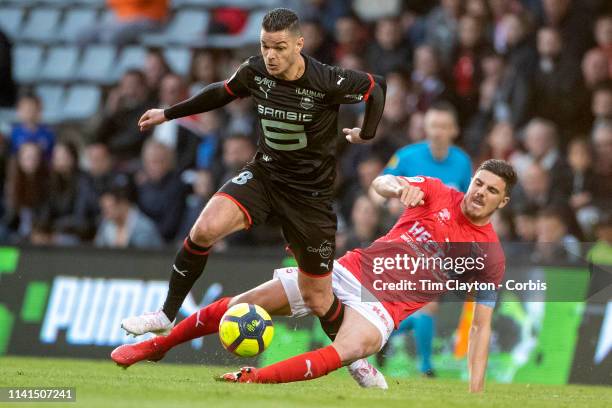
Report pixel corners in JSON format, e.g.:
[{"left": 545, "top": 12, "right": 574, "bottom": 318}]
[
  {"left": 141, "top": 10, "right": 209, "bottom": 46},
  {"left": 39, "top": 46, "right": 80, "bottom": 82},
  {"left": 36, "top": 84, "right": 65, "bottom": 124},
  {"left": 13, "top": 45, "right": 44, "bottom": 84},
  {"left": 164, "top": 48, "right": 191, "bottom": 77},
  {"left": 76, "top": 45, "right": 116, "bottom": 84},
  {"left": 0, "top": 7, "right": 25, "bottom": 39},
  {"left": 19, "top": 8, "right": 61, "bottom": 43},
  {"left": 57, "top": 8, "right": 98, "bottom": 42},
  {"left": 62, "top": 84, "right": 101, "bottom": 120},
  {"left": 205, "top": 10, "right": 266, "bottom": 49},
  {"left": 110, "top": 46, "right": 147, "bottom": 81},
  {"left": 174, "top": 0, "right": 280, "bottom": 8}
]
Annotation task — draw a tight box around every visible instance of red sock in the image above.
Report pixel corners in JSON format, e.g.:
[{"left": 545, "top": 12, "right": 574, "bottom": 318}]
[
  {"left": 157, "top": 297, "right": 230, "bottom": 350},
  {"left": 254, "top": 345, "right": 342, "bottom": 383}
]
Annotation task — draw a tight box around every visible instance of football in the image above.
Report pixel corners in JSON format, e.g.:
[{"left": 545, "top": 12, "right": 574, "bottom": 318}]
[{"left": 218, "top": 303, "right": 274, "bottom": 357}]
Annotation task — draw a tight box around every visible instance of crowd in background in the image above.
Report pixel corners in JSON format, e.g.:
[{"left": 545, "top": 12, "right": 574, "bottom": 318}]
[{"left": 0, "top": 0, "right": 611, "bottom": 258}]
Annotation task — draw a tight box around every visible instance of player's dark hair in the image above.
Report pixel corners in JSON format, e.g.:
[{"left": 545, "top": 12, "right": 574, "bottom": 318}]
[
  {"left": 262, "top": 8, "right": 301, "bottom": 35},
  {"left": 428, "top": 100, "right": 459, "bottom": 125},
  {"left": 476, "top": 159, "right": 517, "bottom": 196}
]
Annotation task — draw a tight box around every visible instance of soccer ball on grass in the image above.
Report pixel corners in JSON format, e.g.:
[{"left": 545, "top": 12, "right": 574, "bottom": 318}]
[{"left": 219, "top": 303, "right": 274, "bottom": 357}]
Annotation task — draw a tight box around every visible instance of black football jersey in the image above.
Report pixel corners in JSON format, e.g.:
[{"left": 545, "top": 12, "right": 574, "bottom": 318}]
[{"left": 225, "top": 54, "right": 375, "bottom": 195}]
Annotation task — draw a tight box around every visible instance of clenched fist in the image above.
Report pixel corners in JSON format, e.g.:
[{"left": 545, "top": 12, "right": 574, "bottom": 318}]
[{"left": 396, "top": 177, "right": 425, "bottom": 207}]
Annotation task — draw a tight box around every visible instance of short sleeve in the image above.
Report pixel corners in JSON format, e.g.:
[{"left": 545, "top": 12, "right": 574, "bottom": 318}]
[
  {"left": 326, "top": 67, "right": 375, "bottom": 105},
  {"left": 398, "top": 176, "right": 449, "bottom": 201},
  {"left": 475, "top": 249, "right": 505, "bottom": 307},
  {"left": 224, "top": 59, "right": 251, "bottom": 98}
]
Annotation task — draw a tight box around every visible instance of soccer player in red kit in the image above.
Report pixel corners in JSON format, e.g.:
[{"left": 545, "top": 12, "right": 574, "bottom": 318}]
[{"left": 111, "top": 159, "right": 516, "bottom": 393}]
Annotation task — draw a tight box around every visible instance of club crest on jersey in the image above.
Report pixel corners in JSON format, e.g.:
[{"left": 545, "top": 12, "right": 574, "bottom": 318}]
[
  {"left": 300, "top": 96, "right": 314, "bottom": 110},
  {"left": 436, "top": 208, "right": 451, "bottom": 223}
]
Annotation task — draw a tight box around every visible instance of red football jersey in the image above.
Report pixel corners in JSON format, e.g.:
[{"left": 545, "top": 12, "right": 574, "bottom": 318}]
[{"left": 338, "top": 176, "right": 505, "bottom": 327}]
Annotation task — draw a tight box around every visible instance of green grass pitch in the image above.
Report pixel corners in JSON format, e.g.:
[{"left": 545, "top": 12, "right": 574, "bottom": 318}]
[{"left": 1, "top": 356, "right": 611, "bottom": 408}]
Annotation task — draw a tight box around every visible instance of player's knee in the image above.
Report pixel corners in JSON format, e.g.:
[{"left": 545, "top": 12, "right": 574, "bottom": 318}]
[
  {"left": 333, "top": 339, "right": 371, "bottom": 363},
  {"left": 190, "top": 216, "right": 225, "bottom": 246},
  {"left": 301, "top": 289, "right": 329, "bottom": 317}
]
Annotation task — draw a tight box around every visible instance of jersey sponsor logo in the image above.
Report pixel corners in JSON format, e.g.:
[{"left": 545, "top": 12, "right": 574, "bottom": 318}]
[
  {"left": 406, "top": 176, "right": 425, "bottom": 183},
  {"left": 344, "top": 93, "right": 363, "bottom": 101},
  {"left": 257, "top": 104, "right": 313, "bottom": 122},
  {"left": 307, "top": 240, "right": 333, "bottom": 259},
  {"left": 300, "top": 96, "right": 314, "bottom": 110},
  {"left": 295, "top": 88, "right": 325, "bottom": 100},
  {"left": 254, "top": 76, "right": 276, "bottom": 88},
  {"left": 255, "top": 76, "right": 276, "bottom": 99}
]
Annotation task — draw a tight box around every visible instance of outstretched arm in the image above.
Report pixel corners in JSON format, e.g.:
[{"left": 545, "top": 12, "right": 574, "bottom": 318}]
[
  {"left": 371, "top": 175, "right": 425, "bottom": 207},
  {"left": 468, "top": 303, "right": 493, "bottom": 393},
  {"left": 344, "top": 75, "right": 387, "bottom": 143},
  {"left": 138, "top": 81, "right": 238, "bottom": 131}
]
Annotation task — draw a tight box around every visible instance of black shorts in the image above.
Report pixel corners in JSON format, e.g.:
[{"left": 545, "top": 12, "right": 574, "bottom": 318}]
[{"left": 217, "top": 162, "right": 336, "bottom": 276}]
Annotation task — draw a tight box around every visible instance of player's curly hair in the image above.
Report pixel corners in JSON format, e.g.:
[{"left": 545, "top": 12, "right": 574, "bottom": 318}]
[
  {"left": 476, "top": 159, "right": 517, "bottom": 196},
  {"left": 262, "top": 8, "right": 301, "bottom": 35}
]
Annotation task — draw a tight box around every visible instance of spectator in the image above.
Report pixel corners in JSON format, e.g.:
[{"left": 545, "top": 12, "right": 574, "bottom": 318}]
[
  {"left": 366, "top": 17, "right": 413, "bottom": 76},
  {"left": 511, "top": 162, "right": 568, "bottom": 213},
  {"left": 301, "top": 19, "right": 335, "bottom": 64},
  {"left": 424, "top": 0, "right": 462, "bottom": 66},
  {"left": 152, "top": 73, "right": 201, "bottom": 172},
  {"left": 176, "top": 169, "right": 215, "bottom": 241},
  {"left": 582, "top": 49, "right": 610, "bottom": 91},
  {"left": 511, "top": 118, "right": 572, "bottom": 194},
  {"left": 592, "top": 82, "right": 612, "bottom": 126},
  {"left": 8, "top": 94, "right": 55, "bottom": 160},
  {"left": 0, "top": 30, "right": 16, "bottom": 108},
  {"left": 74, "top": 143, "right": 118, "bottom": 240},
  {"left": 450, "top": 14, "right": 490, "bottom": 124},
  {"left": 189, "top": 49, "right": 222, "bottom": 94},
  {"left": 338, "top": 156, "right": 384, "bottom": 223},
  {"left": 40, "top": 141, "right": 86, "bottom": 242},
  {"left": 594, "top": 14, "right": 612, "bottom": 77},
  {"left": 476, "top": 121, "right": 518, "bottom": 165},
  {"left": 513, "top": 204, "right": 538, "bottom": 243},
  {"left": 95, "top": 174, "right": 163, "bottom": 249},
  {"left": 333, "top": 14, "right": 367, "bottom": 61},
  {"left": 533, "top": 207, "right": 580, "bottom": 263},
  {"left": 194, "top": 111, "right": 224, "bottom": 171},
  {"left": 383, "top": 102, "right": 472, "bottom": 193},
  {"left": 567, "top": 138, "right": 599, "bottom": 237},
  {"left": 499, "top": 12, "right": 538, "bottom": 75},
  {"left": 78, "top": 0, "right": 169, "bottom": 46},
  {"left": 143, "top": 48, "right": 171, "bottom": 103},
  {"left": 136, "top": 140, "right": 187, "bottom": 242},
  {"left": 529, "top": 27, "right": 585, "bottom": 135},
  {"left": 1, "top": 143, "right": 48, "bottom": 241},
  {"left": 411, "top": 45, "right": 447, "bottom": 111},
  {"left": 541, "top": 0, "right": 593, "bottom": 58},
  {"left": 217, "top": 134, "right": 256, "bottom": 184},
  {"left": 591, "top": 120, "right": 612, "bottom": 213},
  {"left": 341, "top": 195, "right": 381, "bottom": 253},
  {"left": 95, "top": 69, "right": 154, "bottom": 168}
]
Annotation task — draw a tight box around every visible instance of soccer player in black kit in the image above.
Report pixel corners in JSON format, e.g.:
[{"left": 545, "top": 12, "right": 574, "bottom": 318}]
[{"left": 121, "top": 8, "right": 386, "bottom": 345}]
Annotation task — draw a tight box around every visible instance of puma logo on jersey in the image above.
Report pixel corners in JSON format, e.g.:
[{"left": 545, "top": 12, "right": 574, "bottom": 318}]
[
  {"left": 337, "top": 76, "right": 345, "bottom": 85},
  {"left": 304, "top": 359, "right": 313, "bottom": 378},
  {"left": 259, "top": 86, "right": 270, "bottom": 99}
]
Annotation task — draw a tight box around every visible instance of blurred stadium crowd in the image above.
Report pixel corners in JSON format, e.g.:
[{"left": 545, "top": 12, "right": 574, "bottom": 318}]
[{"left": 0, "top": 0, "right": 610, "bottom": 255}]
